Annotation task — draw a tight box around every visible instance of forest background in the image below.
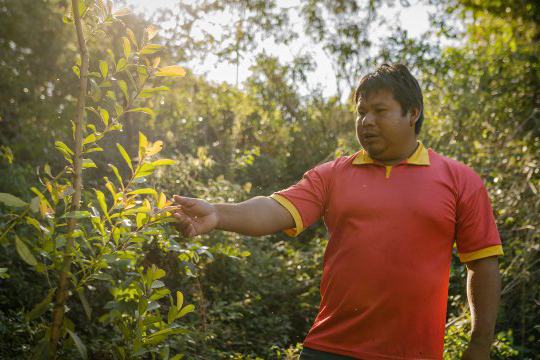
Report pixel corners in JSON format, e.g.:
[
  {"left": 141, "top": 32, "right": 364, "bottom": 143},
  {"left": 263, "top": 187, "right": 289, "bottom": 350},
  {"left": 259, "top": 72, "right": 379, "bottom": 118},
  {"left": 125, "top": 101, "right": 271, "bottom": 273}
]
[{"left": 0, "top": 0, "right": 539, "bottom": 359}]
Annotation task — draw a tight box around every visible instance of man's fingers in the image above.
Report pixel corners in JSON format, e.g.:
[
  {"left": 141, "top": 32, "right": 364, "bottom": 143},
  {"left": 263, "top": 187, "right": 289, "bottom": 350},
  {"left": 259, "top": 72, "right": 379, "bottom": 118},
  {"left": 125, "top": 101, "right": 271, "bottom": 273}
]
[
  {"left": 172, "top": 212, "right": 190, "bottom": 227},
  {"left": 172, "top": 212, "right": 197, "bottom": 237},
  {"left": 173, "top": 195, "right": 197, "bottom": 208}
]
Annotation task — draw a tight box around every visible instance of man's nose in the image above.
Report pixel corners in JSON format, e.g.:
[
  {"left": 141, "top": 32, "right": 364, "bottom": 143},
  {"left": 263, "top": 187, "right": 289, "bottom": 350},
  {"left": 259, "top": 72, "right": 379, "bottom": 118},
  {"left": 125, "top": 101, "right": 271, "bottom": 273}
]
[{"left": 362, "top": 113, "right": 375, "bottom": 127}]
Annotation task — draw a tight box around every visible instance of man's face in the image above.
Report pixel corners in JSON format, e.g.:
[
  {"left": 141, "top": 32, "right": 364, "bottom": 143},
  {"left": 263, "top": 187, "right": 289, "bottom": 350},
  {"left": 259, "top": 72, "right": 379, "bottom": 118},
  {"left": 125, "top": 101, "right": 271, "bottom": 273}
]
[{"left": 356, "top": 88, "right": 418, "bottom": 163}]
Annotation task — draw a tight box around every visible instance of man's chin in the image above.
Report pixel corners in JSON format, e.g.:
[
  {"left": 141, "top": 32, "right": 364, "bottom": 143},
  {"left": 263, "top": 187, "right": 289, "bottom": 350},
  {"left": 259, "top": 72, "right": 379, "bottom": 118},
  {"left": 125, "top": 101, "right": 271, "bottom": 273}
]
[{"left": 363, "top": 144, "right": 385, "bottom": 158}]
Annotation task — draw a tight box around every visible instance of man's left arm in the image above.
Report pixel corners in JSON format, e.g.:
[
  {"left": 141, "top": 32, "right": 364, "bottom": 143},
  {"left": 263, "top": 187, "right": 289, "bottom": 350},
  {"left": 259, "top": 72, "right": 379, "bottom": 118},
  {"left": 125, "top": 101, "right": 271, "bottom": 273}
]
[{"left": 461, "top": 255, "right": 501, "bottom": 360}]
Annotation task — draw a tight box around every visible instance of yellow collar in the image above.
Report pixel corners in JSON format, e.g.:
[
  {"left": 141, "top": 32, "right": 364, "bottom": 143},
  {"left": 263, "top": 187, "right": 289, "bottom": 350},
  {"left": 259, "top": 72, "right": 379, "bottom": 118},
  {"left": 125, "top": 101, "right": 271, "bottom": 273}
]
[{"left": 352, "top": 141, "right": 430, "bottom": 166}]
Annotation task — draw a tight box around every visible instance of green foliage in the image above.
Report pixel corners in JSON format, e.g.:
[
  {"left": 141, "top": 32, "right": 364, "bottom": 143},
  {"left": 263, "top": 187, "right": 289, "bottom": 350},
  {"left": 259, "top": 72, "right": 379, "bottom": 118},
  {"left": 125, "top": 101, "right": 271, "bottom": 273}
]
[
  {"left": 0, "top": 0, "right": 199, "bottom": 358},
  {"left": 100, "top": 265, "right": 191, "bottom": 358},
  {"left": 1, "top": 0, "right": 539, "bottom": 358}
]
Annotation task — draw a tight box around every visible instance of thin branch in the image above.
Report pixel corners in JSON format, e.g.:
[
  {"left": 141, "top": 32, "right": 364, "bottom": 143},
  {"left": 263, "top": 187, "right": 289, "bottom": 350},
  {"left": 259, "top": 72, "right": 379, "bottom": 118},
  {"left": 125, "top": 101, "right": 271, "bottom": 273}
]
[{"left": 50, "top": 1, "right": 89, "bottom": 357}]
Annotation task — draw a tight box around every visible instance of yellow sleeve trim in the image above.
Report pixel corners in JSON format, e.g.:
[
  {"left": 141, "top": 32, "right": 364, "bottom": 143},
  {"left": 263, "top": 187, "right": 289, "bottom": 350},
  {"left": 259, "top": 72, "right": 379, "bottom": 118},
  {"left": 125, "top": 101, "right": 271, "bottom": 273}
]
[
  {"left": 458, "top": 245, "right": 504, "bottom": 263},
  {"left": 270, "top": 194, "right": 304, "bottom": 237}
]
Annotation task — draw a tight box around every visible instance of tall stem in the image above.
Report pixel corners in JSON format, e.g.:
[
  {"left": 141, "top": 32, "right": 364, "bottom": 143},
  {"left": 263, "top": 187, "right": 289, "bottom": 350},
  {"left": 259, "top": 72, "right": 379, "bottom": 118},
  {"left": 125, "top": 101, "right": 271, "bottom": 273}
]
[{"left": 49, "top": 1, "right": 88, "bottom": 357}]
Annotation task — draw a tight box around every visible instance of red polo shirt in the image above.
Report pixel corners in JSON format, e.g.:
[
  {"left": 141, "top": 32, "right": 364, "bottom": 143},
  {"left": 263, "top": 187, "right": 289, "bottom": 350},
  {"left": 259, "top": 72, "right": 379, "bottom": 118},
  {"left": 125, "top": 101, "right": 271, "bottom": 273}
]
[{"left": 271, "top": 142, "right": 503, "bottom": 360}]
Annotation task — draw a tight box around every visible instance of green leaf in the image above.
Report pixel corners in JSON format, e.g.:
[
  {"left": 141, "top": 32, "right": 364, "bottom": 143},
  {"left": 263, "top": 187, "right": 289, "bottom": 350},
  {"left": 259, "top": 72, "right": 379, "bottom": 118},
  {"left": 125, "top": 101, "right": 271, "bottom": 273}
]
[
  {"left": 138, "top": 297, "right": 148, "bottom": 316},
  {"left": 142, "top": 315, "right": 162, "bottom": 326},
  {"left": 55, "top": 141, "right": 74, "bottom": 155},
  {"left": 132, "top": 177, "right": 147, "bottom": 184},
  {"left": 108, "top": 164, "right": 123, "bottom": 187},
  {"left": 34, "top": 263, "right": 46, "bottom": 273},
  {"left": 146, "top": 86, "right": 169, "bottom": 92},
  {"left": 77, "top": 288, "right": 92, "bottom": 320},
  {"left": 146, "top": 141, "right": 163, "bottom": 156},
  {"left": 116, "top": 346, "right": 126, "bottom": 360},
  {"left": 33, "top": 338, "right": 51, "bottom": 360},
  {"left": 62, "top": 211, "right": 92, "bottom": 219},
  {"left": 116, "top": 58, "right": 127, "bottom": 73},
  {"left": 30, "top": 196, "right": 40, "bottom": 212},
  {"left": 124, "top": 207, "right": 151, "bottom": 215},
  {"left": 151, "top": 159, "right": 175, "bottom": 166},
  {"left": 139, "top": 132, "right": 148, "bottom": 160},
  {"left": 82, "top": 159, "right": 97, "bottom": 169},
  {"left": 126, "top": 28, "right": 137, "bottom": 47},
  {"left": 156, "top": 66, "right": 186, "bottom": 77},
  {"left": 170, "top": 355, "right": 184, "bottom": 360},
  {"left": 137, "top": 65, "right": 148, "bottom": 83},
  {"left": 99, "top": 60, "right": 108, "bottom": 78},
  {"left": 136, "top": 212, "right": 146, "bottom": 228},
  {"left": 176, "top": 291, "right": 183, "bottom": 312},
  {"left": 55, "top": 141, "right": 74, "bottom": 162},
  {"left": 70, "top": 120, "right": 76, "bottom": 140},
  {"left": 113, "top": 7, "right": 131, "bottom": 17},
  {"left": 66, "top": 329, "right": 88, "bottom": 360},
  {"left": 44, "top": 163, "right": 52, "bottom": 178},
  {"left": 15, "top": 235, "right": 37, "bottom": 266},
  {"left": 146, "top": 327, "right": 172, "bottom": 339},
  {"left": 72, "top": 66, "right": 80, "bottom": 78},
  {"left": 134, "top": 163, "right": 154, "bottom": 178},
  {"left": 149, "top": 287, "right": 170, "bottom": 301},
  {"left": 145, "top": 25, "right": 159, "bottom": 41},
  {"left": 25, "top": 216, "right": 41, "bottom": 232},
  {"left": 139, "top": 44, "right": 162, "bottom": 55},
  {"left": 77, "top": 0, "right": 86, "bottom": 17},
  {"left": 142, "top": 334, "right": 168, "bottom": 346},
  {"left": 85, "top": 106, "right": 100, "bottom": 118},
  {"left": 95, "top": 189, "right": 107, "bottom": 215},
  {"left": 82, "top": 133, "right": 96, "bottom": 145},
  {"left": 116, "top": 144, "right": 133, "bottom": 172},
  {"left": 89, "top": 78, "right": 102, "bottom": 102},
  {"left": 128, "top": 188, "right": 157, "bottom": 197},
  {"left": 147, "top": 300, "right": 160, "bottom": 312},
  {"left": 114, "top": 103, "right": 124, "bottom": 117},
  {"left": 99, "top": 108, "right": 109, "bottom": 126},
  {"left": 154, "top": 268, "right": 166, "bottom": 280},
  {"left": 151, "top": 280, "right": 165, "bottom": 288},
  {"left": 167, "top": 306, "right": 176, "bottom": 324},
  {"left": 122, "top": 37, "right": 131, "bottom": 59},
  {"left": 140, "top": 86, "right": 170, "bottom": 97},
  {"left": 0, "top": 193, "right": 28, "bottom": 207},
  {"left": 177, "top": 304, "right": 194, "bottom": 318},
  {"left": 118, "top": 80, "right": 128, "bottom": 100},
  {"left": 27, "top": 288, "right": 55, "bottom": 320},
  {"left": 85, "top": 147, "right": 103, "bottom": 154},
  {"left": 126, "top": 70, "right": 137, "bottom": 92},
  {"left": 127, "top": 108, "right": 154, "bottom": 117}
]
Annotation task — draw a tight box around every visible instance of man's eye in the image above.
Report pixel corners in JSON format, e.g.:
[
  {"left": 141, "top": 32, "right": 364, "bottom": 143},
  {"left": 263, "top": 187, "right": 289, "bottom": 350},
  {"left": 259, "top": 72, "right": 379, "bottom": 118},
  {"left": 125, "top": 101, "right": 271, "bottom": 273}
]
[{"left": 376, "top": 108, "right": 386, "bottom": 113}]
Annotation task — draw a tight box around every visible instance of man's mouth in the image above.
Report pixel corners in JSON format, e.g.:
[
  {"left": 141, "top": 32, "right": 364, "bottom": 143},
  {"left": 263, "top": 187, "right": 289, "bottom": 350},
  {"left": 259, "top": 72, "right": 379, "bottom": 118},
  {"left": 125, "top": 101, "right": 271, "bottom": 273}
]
[{"left": 363, "top": 132, "right": 379, "bottom": 140}]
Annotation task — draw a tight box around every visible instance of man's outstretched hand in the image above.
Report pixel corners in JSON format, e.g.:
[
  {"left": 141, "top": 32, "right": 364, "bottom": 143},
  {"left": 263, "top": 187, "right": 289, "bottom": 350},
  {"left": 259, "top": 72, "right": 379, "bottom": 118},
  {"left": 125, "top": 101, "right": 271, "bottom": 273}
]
[
  {"left": 171, "top": 195, "right": 219, "bottom": 237},
  {"left": 171, "top": 194, "right": 294, "bottom": 237}
]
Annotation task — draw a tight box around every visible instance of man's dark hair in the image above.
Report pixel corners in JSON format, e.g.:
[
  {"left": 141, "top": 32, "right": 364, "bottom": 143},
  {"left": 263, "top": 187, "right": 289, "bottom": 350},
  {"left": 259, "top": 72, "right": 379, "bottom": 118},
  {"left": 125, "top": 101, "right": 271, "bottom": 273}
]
[{"left": 353, "top": 63, "right": 424, "bottom": 134}]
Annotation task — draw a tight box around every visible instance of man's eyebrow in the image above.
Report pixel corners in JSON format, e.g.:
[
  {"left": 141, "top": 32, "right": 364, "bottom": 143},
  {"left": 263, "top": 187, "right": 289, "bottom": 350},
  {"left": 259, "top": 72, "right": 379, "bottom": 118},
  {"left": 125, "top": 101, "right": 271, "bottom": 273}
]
[
  {"left": 356, "top": 100, "right": 389, "bottom": 111},
  {"left": 371, "top": 100, "right": 389, "bottom": 107}
]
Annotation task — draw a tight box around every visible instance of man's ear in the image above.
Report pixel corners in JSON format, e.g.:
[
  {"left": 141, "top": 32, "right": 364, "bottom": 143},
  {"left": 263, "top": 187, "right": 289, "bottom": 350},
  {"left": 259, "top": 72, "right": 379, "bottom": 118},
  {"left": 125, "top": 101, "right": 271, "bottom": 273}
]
[{"left": 409, "top": 107, "right": 420, "bottom": 128}]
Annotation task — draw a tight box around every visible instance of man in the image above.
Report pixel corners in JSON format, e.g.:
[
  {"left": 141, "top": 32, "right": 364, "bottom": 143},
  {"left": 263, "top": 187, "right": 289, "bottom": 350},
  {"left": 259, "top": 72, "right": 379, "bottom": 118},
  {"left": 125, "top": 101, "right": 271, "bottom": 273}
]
[{"left": 172, "top": 64, "right": 503, "bottom": 359}]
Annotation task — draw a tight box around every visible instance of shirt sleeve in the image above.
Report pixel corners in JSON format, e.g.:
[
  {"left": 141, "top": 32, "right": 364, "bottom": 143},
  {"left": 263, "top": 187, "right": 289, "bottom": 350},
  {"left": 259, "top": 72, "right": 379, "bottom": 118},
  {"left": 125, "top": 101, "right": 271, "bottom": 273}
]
[
  {"left": 270, "top": 161, "right": 333, "bottom": 236},
  {"left": 455, "top": 176, "right": 503, "bottom": 262}
]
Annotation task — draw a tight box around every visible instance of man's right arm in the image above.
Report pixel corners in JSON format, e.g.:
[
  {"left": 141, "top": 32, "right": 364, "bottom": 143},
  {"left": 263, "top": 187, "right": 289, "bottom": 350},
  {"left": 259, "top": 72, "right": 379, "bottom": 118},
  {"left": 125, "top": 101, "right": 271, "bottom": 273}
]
[{"left": 171, "top": 195, "right": 295, "bottom": 237}]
